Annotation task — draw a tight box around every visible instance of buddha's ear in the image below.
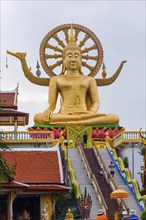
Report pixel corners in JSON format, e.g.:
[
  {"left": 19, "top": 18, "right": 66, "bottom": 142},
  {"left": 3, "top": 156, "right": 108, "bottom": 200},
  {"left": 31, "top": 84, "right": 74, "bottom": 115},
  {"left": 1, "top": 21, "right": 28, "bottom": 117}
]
[
  {"left": 60, "top": 60, "right": 66, "bottom": 75},
  {"left": 79, "top": 65, "right": 83, "bottom": 75}
]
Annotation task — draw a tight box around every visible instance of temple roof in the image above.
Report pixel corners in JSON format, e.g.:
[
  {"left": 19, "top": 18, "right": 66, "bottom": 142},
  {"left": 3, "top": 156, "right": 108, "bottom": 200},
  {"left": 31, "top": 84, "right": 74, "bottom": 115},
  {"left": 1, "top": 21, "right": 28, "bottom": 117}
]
[
  {"left": 1, "top": 146, "right": 63, "bottom": 184},
  {"left": 0, "top": 85, "right": 29, "bottom": 126},
  {"left": 0, "top": 182, "right": 70, "bottom": 192},
  {"left": 0, "top": 86, "right": 18, "bottom": 110},
  {"left": 0, "top": 109, "right": 29, "bottom": 126},
  {"left": 0, "top": 146, "right": 70, "bottom": 192}
]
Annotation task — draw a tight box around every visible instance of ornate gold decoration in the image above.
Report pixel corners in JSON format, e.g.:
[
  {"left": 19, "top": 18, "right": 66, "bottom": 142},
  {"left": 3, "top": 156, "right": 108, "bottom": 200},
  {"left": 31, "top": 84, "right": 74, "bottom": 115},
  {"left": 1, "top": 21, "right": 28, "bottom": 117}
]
[
  {"left": 40, "top": 23, "right": 104, "bottom": 77},
  {"left": 7, "top": 51, "right": 50, "bottom": 86},
  {"left": 7, "top": 23, "right": 126, "bottom": 87}
]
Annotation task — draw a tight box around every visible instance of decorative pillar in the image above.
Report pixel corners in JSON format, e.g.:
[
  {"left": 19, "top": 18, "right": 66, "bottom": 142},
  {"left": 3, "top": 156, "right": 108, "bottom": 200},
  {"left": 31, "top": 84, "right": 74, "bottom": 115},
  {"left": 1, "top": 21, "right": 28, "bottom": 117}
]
[
  {"left": 41, "top": 193, "right": 53, "bottom": 220},
  {"left": 8, "top": 191, "right": 17, "bottom": 220},
  {"left": 14, "top": 117, "right": 18, "bottom": 132}
]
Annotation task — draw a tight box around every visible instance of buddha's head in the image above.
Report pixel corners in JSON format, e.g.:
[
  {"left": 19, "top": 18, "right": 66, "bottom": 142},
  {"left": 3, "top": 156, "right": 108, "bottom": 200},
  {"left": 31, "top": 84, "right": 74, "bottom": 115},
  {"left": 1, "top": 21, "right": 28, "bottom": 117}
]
[
  {"left": 61, "top": 27, "right": 82, "bottom": 74},
  {"left": 68, "top": 208, "right": 71, "bottom": 213}
]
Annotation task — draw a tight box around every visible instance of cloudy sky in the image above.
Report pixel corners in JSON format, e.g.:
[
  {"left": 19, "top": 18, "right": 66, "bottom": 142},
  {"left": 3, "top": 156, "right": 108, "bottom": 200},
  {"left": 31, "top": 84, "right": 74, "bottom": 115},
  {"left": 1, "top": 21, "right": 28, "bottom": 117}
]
[{"left": 1, "top": 0, "right": 145, "bottom": 131}]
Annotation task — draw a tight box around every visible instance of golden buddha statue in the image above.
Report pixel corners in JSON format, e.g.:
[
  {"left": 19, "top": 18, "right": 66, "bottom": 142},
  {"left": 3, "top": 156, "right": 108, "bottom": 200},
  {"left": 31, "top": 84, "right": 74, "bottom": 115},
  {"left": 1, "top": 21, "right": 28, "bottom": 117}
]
[
  {"left": 65, "top": 208, "right": 74, "bottom": 220},
  {"left": 34, "top": 28, "right": 119, "bottom": 125},
  {"left": 7, "top": 24, "right": 126, "bottom": 126}
]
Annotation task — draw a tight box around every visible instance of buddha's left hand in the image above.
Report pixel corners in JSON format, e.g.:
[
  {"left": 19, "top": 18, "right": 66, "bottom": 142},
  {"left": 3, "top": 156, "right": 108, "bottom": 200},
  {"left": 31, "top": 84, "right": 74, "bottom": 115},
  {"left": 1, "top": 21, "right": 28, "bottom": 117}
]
[{"left": 81, "top": 111, "right": 95, "bottom": 114}]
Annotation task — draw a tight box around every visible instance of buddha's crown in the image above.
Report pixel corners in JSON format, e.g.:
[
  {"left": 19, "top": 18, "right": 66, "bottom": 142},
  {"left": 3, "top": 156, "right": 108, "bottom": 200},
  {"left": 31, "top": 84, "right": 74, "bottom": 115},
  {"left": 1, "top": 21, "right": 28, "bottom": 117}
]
[{"left": 63, "top": 25, "right": 81, "bottom": 58}]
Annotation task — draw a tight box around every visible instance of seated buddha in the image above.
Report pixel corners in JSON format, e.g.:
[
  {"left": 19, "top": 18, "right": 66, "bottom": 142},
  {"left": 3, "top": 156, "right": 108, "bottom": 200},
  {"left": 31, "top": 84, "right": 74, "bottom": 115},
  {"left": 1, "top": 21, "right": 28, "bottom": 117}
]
[
  {"left": 65, "top": 208, "right": 74, "bottom": 220},
  {"left": 34, "top": 29, "right": 119, "bottom": 126}
]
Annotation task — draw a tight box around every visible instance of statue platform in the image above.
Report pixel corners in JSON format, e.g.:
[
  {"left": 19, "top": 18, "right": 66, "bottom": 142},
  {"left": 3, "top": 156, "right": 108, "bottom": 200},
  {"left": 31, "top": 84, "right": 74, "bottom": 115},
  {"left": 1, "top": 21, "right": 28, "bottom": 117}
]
[{"left": 28, "top": 124, "right": 124, "bottom": 148}]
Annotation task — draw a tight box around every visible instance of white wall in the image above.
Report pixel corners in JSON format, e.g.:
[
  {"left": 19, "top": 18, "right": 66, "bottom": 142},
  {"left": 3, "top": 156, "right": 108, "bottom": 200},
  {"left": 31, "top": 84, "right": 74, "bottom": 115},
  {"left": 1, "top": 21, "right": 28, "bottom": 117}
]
[{"left": 118, "top": 143, "right": 144, "bottom": 190}]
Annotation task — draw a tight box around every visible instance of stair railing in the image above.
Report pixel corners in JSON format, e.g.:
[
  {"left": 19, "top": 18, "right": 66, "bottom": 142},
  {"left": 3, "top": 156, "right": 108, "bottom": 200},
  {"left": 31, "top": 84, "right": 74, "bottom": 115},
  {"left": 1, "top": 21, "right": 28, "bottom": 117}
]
[
  {"left": 92, "top": 142, "right": 129, "bottom": 216},
  {"left": 0, "top": 130, "right": 56, "bottom": 145},
  {"left": 78, "top": 143, "right": 109, "bottom": 218}
]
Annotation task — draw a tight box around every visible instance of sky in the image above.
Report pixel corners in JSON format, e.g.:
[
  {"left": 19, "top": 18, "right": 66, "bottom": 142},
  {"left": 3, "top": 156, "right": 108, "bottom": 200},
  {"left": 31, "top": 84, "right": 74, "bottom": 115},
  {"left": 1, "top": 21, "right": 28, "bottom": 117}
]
[{"left": 0, "top": 0, "right": 145, "bottom": 131}]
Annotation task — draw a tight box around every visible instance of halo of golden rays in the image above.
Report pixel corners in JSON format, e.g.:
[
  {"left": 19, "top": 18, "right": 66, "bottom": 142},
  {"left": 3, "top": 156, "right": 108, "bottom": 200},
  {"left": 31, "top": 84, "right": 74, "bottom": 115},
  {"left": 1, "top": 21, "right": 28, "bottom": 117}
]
[{"left": 40, "top": 23, "right": 104, "bottom": 77}]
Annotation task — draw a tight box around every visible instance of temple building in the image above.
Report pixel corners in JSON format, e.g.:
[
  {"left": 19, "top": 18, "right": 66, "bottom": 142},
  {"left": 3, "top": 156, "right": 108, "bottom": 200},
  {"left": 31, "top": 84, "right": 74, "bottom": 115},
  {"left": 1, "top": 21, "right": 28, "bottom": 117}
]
[
  {"left": 0, "top": 85, "right": 29, "bottom": 130},
  {"left": 0, "top": 146, "right": 70, "bottom": 220},
  {"left": 0, "top": 86, "right": 70, "bottom": 220}
]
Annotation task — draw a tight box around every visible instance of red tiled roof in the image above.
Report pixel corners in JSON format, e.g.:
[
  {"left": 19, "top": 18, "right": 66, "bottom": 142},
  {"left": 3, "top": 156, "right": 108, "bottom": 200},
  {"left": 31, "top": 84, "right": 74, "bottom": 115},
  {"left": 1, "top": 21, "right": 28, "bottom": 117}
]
[
  {"left": 26, "top": 184, "right": 70, "bottom": 192},
  {"left": 2, "top": 151, "right": 62, "bottom": 184},
  {"left": 0, "top": 93, "right": 17, "bottom": 109},
  {"left": 0, "top": 109, "right": 29, "bottom": 126},
  {"left": 0, "top": 109, "right": 29, "bottom": 116},
  {"left": 0, "top": 182, "right": 70, "bottom": 192},
  {"left": 0, "top": 181, "right": 29, "bottom": 190}
]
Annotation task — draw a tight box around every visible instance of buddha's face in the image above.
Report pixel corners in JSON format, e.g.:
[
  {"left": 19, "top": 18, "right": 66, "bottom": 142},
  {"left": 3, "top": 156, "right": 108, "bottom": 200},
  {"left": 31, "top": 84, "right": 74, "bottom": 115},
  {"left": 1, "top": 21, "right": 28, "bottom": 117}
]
[{"left": 64, "top": 49, "right": 82, "bottom": 71}]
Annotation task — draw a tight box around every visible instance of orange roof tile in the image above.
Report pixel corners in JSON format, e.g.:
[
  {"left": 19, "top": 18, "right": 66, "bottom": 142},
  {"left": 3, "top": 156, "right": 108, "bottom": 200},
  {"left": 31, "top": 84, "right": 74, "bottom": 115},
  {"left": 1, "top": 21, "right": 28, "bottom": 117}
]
[{"left": 2, "top": 151, "right": 62, "bottom": 184}]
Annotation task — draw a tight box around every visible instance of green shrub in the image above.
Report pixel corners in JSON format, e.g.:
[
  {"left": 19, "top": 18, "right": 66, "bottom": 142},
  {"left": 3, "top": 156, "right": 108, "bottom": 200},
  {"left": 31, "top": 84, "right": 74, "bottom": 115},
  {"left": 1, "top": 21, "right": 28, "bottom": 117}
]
[
  {"left": 123, "top": 157, "right": 129, "bottom": 168},
  {"left": 141, "top": 210, "right": 146, "bottom": 220}
]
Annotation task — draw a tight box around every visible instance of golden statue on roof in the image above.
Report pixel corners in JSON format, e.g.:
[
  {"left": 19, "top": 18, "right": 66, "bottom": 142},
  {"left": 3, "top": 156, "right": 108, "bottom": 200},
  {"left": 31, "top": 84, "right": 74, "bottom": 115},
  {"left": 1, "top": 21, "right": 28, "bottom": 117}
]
[{"left": 7, "top": 23, "right": 126, "bottom": 126}]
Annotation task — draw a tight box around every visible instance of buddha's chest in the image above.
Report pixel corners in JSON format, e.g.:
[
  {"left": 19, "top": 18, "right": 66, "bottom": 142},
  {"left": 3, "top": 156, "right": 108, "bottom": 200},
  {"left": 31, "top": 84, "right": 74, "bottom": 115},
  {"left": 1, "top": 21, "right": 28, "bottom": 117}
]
[{"left": 57, "top": 76, "right": 89, "bottom": 92}]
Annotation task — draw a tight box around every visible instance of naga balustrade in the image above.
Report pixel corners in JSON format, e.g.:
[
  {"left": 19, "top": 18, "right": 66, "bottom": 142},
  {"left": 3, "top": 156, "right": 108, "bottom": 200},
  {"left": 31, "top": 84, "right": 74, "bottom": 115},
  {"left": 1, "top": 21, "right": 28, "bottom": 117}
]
[{"left": 92, "top": 142, "right": 129, "bottom": 215}]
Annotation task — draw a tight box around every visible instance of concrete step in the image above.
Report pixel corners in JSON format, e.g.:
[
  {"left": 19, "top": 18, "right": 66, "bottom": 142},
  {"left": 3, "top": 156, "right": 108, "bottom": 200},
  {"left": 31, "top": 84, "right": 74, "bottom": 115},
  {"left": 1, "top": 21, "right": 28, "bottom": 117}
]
[
  {"left": 98, "top": 148, "right": 142, "bottom": 217},
  {"left": 68, "top": 149, "right": 100, "bottom": 219}
]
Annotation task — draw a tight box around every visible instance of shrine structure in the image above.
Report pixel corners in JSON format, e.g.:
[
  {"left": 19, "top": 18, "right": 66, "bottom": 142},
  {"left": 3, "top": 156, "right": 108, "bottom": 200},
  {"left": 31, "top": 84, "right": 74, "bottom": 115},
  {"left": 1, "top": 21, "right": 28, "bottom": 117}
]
[{"left": 0, "top": 85, "right": 29, "bottom": 130}]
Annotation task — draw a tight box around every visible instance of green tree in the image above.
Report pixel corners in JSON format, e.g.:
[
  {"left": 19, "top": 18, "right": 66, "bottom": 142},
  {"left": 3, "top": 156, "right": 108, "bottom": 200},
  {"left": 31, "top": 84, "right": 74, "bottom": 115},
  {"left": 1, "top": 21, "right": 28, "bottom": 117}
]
[{"left": 141, "top": 209, "right": 146, "bottom": 220}]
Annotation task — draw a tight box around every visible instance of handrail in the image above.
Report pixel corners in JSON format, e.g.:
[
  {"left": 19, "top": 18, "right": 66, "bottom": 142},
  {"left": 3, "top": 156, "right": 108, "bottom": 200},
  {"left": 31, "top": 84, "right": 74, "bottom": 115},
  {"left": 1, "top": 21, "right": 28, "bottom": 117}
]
[
  {"left": 92, "top": 142, "right": 129, "bottom": 215},
  {"left": 112, "top": 131, "right": 146, "bottom": 148},
  {"left": 68, "top": 157, "right": 81, "bottom": 199},
  {"left": 0, "top": 131, "right": 55, "bottom": 143},
  {"left": 113, "top": 131, "right": 146, "bottom": 140},
  {"left": 61, "top": 143, "right": 81, "bottom": 199},
  {"left": 93, "top": 131, "right": 146, "bottom": 148},
  {"left": 78, "top": 142, "right": 109, "bottom": 218}
]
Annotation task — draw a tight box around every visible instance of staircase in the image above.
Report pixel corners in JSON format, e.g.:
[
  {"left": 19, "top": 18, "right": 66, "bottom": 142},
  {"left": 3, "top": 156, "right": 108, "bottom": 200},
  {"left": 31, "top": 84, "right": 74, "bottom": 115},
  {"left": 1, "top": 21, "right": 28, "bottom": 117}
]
[
  {"left": 98, "top": 147, "right": 142, "bottom": 218},
  {"left": 68, "top": 148, "right": 100, "bottom": 219},
  {"left": 84, "top": 148, "right": 119, "bottom": 220}
]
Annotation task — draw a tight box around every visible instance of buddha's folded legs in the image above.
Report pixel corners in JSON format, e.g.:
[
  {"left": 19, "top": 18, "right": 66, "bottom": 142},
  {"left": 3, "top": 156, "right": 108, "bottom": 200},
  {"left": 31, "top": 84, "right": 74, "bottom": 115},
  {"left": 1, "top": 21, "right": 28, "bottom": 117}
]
[{"left": 34, "top": 112, "right": 119, "bottom": 125}]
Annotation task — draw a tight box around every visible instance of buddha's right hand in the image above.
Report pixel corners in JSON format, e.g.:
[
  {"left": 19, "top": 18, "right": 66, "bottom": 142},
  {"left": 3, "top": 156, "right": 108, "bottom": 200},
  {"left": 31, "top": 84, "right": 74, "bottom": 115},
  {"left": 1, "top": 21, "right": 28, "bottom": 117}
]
[{"left": 43, "top": 109, "right": 53, "bottom": 121}]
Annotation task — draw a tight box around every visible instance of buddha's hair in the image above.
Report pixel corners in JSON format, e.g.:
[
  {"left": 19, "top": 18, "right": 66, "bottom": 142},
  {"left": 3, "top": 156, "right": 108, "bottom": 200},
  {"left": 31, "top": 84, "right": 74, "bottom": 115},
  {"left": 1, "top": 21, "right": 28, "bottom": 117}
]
[
  {"left": 61, "top": 26, "right": 83, "bottom": 74},
  {"left": 62, "top": 26, "right": 81, "bottom": 58},
  {"left": 62, "top": 45, "right": 81, "bottom": 58}
]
